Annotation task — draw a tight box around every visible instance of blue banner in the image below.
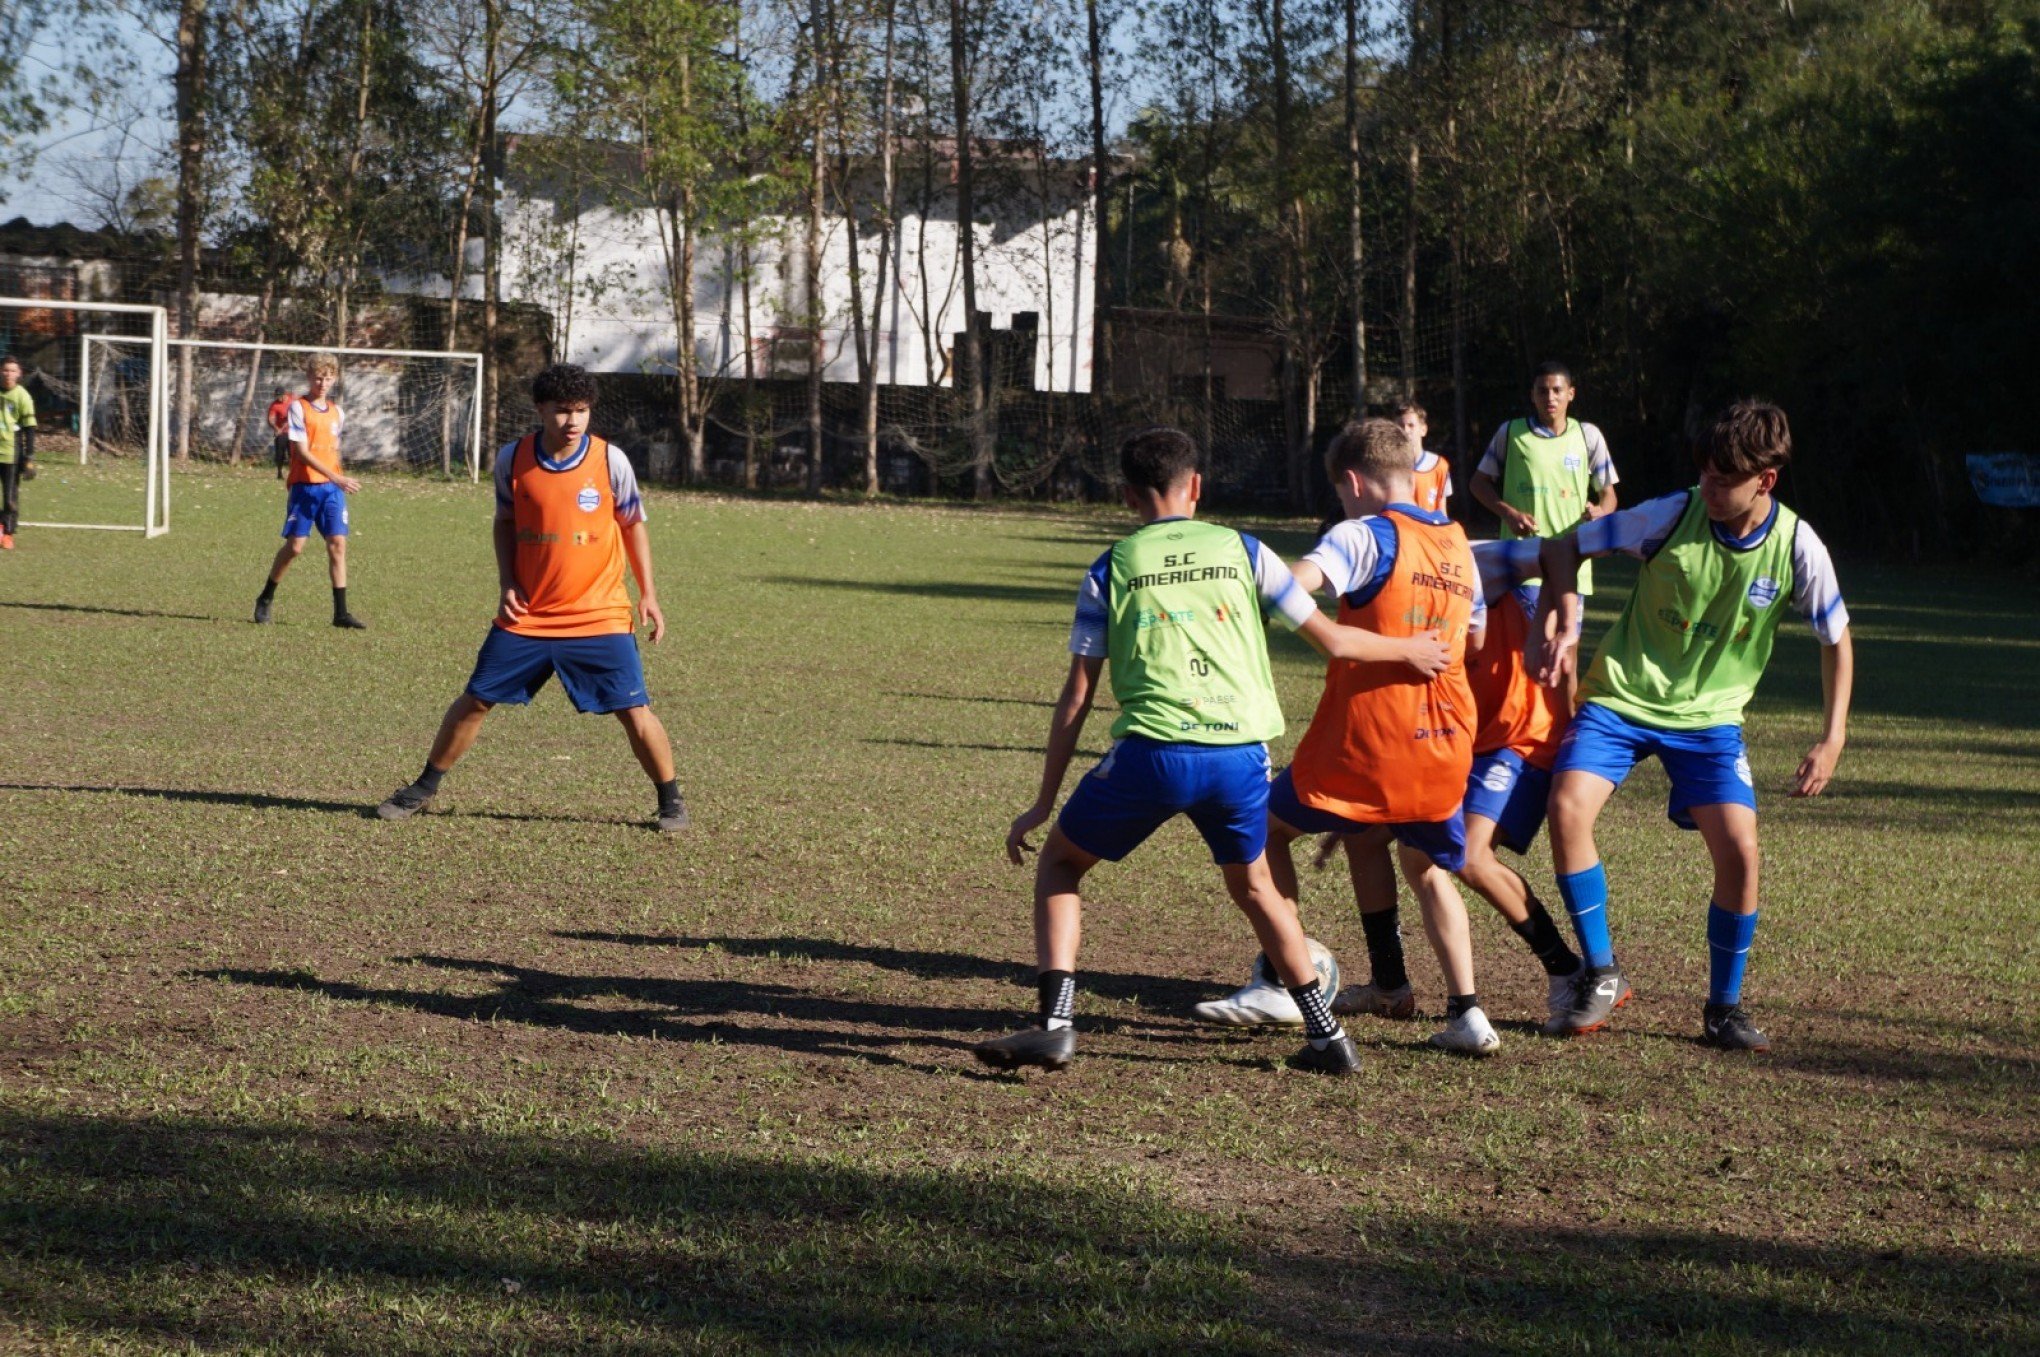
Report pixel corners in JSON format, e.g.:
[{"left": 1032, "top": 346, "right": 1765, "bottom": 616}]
[{"left": 1967, "top": 453, "right": 2040, "bottom": 508}]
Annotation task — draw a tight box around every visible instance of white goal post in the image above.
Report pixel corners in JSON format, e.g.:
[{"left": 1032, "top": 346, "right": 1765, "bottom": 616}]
[
  {"left": 1, "top": 297, "right": 171, "bottom": 537},
  {"left": 82, "top": 335, "right": 486, "bottom": 483}
]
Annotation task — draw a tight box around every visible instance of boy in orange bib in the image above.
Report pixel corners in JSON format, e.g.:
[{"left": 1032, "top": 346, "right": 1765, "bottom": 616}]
[
  {"left": 376, "top": 364, "right": 687, "bottom": 832},
  {"left": 1263, "top": 419, "right": 1498, "bottom": 1054},
  {"left": 254, "top": 353, "right": 365, "bottom": 628}
]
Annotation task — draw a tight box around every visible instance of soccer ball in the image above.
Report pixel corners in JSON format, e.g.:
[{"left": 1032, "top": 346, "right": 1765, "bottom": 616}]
[{"left": 1249, "top": 936, "right": 1341, "bottom": 999}]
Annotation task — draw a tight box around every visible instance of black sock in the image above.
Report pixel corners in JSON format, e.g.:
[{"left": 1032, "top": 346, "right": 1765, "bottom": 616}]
[
  {"left": 1511, "top": 898, "right": 1582, "bottom": 977},
  {"left": 1037, "top": 970, "right": 1075, "bottom": 1029},
  {"left": 331, "top": 586, "right": 348, "bottom": 619},
  {"left": 655, "top": 777, "right": 681, "bottom": 813},
  {"left": 415, "top": 763, "right": 445, "bottom": 795},
  {"left": 1287, "top": 980, "right": 1345, "bottom": 1046},
  {"left": 258, "top": 579, "right": 277, "bottom": 602},
  {"left": 1446, "top": 992, "right": 1480, "bottom": 1020},
  {"left": 1359, "top": 908, "right": 1409, "bottom": 991}
]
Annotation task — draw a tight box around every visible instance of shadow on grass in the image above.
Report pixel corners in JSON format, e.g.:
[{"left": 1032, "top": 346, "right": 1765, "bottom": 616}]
[
  {"left": 0, "top": 1111, "right": 1266, "bottom": 1354},
  {"left": 0, "top": 599, "right": 222, "bottom": 623},
  {"left": 0, "top": 783, "right": 629, "bottom": 827},
  {"left": 862, "top": 736, "right": 1111, "bottom": 758},
  {"left": 1263, "top": 1213, "right": 2038, "bottom": 1354},
  {"left": 553, "top": 931, "right": 1230, "bottom": 1013},
  {"left": 883, "top": 688, "right": 1056, "bottom": 708}
]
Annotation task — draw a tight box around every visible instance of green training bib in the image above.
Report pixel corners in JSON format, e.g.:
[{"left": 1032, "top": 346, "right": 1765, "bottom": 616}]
[
  {"left": 1582, "top": 491, "right": 1800, "bottom": 730},
  {"left": 1500, "top": 417, "right": 1598, "bottom": 594},
  {"left": 1105, "top": 520, "right": 1285, "bottom": 745}
]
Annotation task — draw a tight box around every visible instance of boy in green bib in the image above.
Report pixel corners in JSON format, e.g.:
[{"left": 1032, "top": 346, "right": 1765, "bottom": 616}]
[
  {"left": 974, "top": 427, "right": 1451, "bottom": 1077},
  {"left": 1470, "top": 360, "right": 1619, "bottom": 595},
  {"left": 1531, "top": 401, "right": 1854, "bottom": 1051},
  {"left": 0, "top": 355, "right": 38, "bottom": 550}
]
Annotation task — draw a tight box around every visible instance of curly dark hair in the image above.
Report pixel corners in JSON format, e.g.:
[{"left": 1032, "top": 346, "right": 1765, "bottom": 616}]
[
  {"left": 531, "top": 363, "right": 598, "bottom": 407},
  {"left": 1119, "top": 426, "right": 1200, "bottom": 493}
]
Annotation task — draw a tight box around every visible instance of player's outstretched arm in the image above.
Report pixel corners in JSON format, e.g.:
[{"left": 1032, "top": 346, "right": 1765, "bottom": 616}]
[
  {"left": 1529, "top": 533, "right": 1586, "bottom": 688},
  {"left": 1296, "top": 612, "right": 1451, "bottom": 676},
  {"left": 492, "top": 516, "right": 529, "bottom": 625},
  {"left": 1793, "top": 627, "right": 1853, "bottom": 797},
  {"left": 1008, "top": 655, "right": 1103, "bottom": 864},
  {"left": 621, "top": 519, "right": 665, "bottom": 644}
]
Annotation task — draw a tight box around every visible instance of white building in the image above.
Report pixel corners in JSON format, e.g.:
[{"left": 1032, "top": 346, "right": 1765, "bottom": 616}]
[{"left": 481, "top": 135, "right": 1100, "bottom": 397}]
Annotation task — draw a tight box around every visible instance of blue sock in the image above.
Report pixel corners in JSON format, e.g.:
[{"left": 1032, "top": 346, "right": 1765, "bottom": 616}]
[
  {"left": 1556, "top": 864, "right": 1616, "bottom": 970},
  {"left": 1707, "top": 903, "right": 1759, "bottom": 1007}
]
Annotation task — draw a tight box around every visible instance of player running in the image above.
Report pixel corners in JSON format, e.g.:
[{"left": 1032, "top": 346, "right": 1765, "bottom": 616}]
[
  {"left": 375, "top": 363, "right": 688, "bottom": 834},
  {"left": 973, "top": 426, "right": 1449, "bottom": 1077},
  {"left": 1533, "top": 399, "right": 1854, "bottom": 1051},
  {"left": 254, "top": 353, "right": 366, "bottom": 628}
]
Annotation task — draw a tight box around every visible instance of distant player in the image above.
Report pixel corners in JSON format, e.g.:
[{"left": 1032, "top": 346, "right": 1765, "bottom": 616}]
[
  {"left": 1470, "top": 361, "right": 1618, "bottom": 593},
  {"left": 254, "top": 354, "right": 365, "bottom": 628},
  {"left": 1533, "top": 400, "right": 1853, "bottom": 1051},
  {"left": 973, "top": 426, "right": 1449, "bottom": 1076},
  {"left": 267, "top": 386, "right": 293, "bottom": 479},
  {"left": 376, "top": 363, "right": 688, "bottom": 834},
  {"left": 1396, "top": 398, "right": 1453, "bottom": 516},
  {"left": 0, "top": 355, "right": 37, "bottom": 551}
]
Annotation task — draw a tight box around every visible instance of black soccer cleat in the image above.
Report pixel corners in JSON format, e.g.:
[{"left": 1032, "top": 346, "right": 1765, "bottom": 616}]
[
  {"left": 333, "top": 613, "right": 368, "bottom": 630},
  {"left": 973, "top": 1025, "right": 1076, "bottom": 1072},
  {"left": 376, "top": 784, "right": 434, "bottom": 821},
  {"left": 1702, "top": 1003, "right": 1772, "bottom": 1053},
  {"left": 1286, "top": 1034, "right": 1363, "bottom": 1076},
  {"left": 253, "top": 596, "right": 273, "bottom": 624},
  {"left": 1544, "top": 964, "right": 1632, "bottom": 1037},
  {"left": 655, "top": 796, "right": 690, "bottom": 833}
]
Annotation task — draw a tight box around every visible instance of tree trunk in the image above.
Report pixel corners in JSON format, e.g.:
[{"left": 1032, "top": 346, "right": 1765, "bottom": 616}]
[
  {"left": 1271, "top": 0, "right": 1307, "bottom": 508},
  {"left": 950, "top": 0, "right": 989, "bottom": 499},
  {"left": 230, "top": 274, "right": 276, "bottom": 465},
  {"left": 1085, "top": 0, "right": 1109, "bottom": 402},
  {"left": 481, "top": 69, "right": 503, "bottom": 464},
  {"left": 443, "top": 106, "right": 485, "bottom": 476},
  {"left": 805, "top": 0, "right": 827, "bottom": 495},
  {"left": 173, "top": 0, "right": 205, "bottom": 465},
  {"left": 680, "top": 49, "right": 704, "bottom": 485},
  {"left": 1401, "top": 0, "right": 1421, "bottom": 397},
  {"left": 861, "top": 0, "right": 898, "bottom": 495},
  {"left": 828, "top": 0, "right": 873, "bottom": 495},
  {"left": 335, "top": 0, "right": 376, "bottom": 350},
  {"left": 732, "top": 16, "right": 759, "bottom": 489},
  {"left": 1344, "top": 0, "right": 1365, "bottom": 419}
]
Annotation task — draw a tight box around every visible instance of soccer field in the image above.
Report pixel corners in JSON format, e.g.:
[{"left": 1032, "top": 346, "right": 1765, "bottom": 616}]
[{"left": 0, "top": 463, "right": 2034, "bottom": 1354}]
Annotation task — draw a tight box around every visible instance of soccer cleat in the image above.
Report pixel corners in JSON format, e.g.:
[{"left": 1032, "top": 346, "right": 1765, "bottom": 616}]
[
  {"left": 655, "top": 797, "right": 691, "bottom": 833},
  {"left": 1, "top": 532, "right": 14, "bottom": 550},
  {"left": 1286, "top": 1034, "right": 1363, "bottom": 1076},
  {"left": 376, "top": 784, "right": 434, "bottom": 821},
  {"left": 1543, "top": 965, "right": 1632, "bottom": 1037},
  {"left": 1332, "top": 980, "right": 1417, "bottom": 1020},
  {"left": 333, "top": 613, "right": 368, "bottom": 630},
  {"left": 973, "top": 1025, "right": 1075, "bottom": 1072},
  {"left": 1547, "top": 968, "right": 1583, "bottom": 1026},
  {"left": 1429, "top": 1006, "right": 1502, "bottom": 1057},
  {"left": 253, "top": 596, "right": 273, "bottom": 624},
  {"left": 1192, "top": 975, "right": 1302, "bottom": 1027},
  {"left": 1702, "top": 1003, "right": 1772, "bottom": 1053}
]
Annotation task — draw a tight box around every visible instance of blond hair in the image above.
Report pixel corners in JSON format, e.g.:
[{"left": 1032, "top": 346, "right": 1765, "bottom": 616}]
[
  {"left": 1324, "top": 417, "right": 1414, "bottom": 480},
  {"left": 305, "top": 352, "right": 340, "bottom": 380}
]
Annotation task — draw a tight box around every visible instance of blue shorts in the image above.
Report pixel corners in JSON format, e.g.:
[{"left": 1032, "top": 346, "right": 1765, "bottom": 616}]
[
  {"left": 1266, "top": 766, "right": 1468, "bottom": 872},
  {"left": 464, "top": 627, "right": 650, "bottom": 715},
  {"left": 1058, "top": 736, "right": 1271, "bottom": 866},
  {"left": 281, "top": 482, "right": 348, "bottom": 539},
  {"left": 1554, "top": 701, "right": 1755, "bottom": 829},
  {"left": 1463, "top": 748, "right": 1553, "bottom": 854}
]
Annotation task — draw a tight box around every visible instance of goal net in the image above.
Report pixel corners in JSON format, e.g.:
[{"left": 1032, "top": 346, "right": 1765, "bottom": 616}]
[
  {"left": 1, "top": 297, "right": 170, "bottom": 536},
  {"left": 82, "top": 336, "right": 485, "bottom": 481}
]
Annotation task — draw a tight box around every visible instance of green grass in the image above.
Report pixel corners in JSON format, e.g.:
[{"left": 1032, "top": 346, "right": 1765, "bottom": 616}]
[{"left": 0, "top": 461, "right": 2035, "bottom": 1354}]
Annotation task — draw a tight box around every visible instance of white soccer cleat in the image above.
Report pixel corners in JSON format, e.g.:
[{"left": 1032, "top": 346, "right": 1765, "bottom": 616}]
[
  {"left": 1429, "top": 1005, "right": 1502, "bottom": 1056},
  {"left": 1190, "top": 939, "right": 1340, "bottom": 1027},
  {"left": 1191, "top": 976, "right": 1304, "bottom": 1026}
]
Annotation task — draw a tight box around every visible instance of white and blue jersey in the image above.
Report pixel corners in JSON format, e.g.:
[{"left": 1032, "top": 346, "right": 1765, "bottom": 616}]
[{"left": 1303, "top": 505, "right": 1489, "bottom": 632}]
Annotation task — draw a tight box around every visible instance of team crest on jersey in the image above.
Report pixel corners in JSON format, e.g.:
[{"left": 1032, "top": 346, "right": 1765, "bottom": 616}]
[
  {"left": 572, "top": 531, "right": 589, "bottom": 546},
  {"left": 577, "top": 481, "right": 601, "bottom": 512},
  {"left": 1747, "top": 577, "right": 1781, "bottom": 609}
]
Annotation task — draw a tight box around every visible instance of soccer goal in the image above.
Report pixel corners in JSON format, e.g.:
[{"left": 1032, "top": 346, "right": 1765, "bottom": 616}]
[
  {"left": 0, "top": 297, "right": 171, "bottom": 537},
  {"left": 82, "top": 336, "right": 485, "bottom": 482}
]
